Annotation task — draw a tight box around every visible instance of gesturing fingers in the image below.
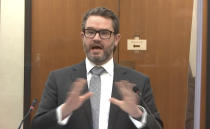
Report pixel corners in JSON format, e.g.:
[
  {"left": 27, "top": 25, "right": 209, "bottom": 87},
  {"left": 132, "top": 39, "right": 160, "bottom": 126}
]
[
  {"left": 65, "top": 78, "right": 88, "bottom": 106},
  {"left": 80, "top": 92, "right": 93, "bottom": 102},
  {"left": 109, "top": 98, "right": 123, "bottom": 107},
  {"left": 115, "top": 80, "right": 136, "bottom": 98},
  {"left": 111, "top": 80, "right": 142, "bottom": 117},
  {"left": 71, "top": 78, "right": 87, "bottom": 92},
  {"left": 62, "top": 78, "right": 92, "bottom": 118}
]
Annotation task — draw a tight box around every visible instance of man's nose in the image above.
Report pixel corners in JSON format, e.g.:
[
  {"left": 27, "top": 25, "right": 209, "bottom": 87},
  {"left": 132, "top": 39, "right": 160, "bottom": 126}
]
[{"left": 93, "top": 32, "right": 101, "bottom": 40}]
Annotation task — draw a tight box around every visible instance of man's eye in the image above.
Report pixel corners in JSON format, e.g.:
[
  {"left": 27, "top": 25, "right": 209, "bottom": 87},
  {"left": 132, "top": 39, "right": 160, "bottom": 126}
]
[
  {"left": 100, "top": 31, "right": 109, "bottom": 35},
  {"left": 87, "top": 30, "right": 95, "bottom": 34}
]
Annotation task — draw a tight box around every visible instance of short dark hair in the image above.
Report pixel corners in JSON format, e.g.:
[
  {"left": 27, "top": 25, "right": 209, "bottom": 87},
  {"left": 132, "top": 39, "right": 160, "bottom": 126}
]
[{"left": 82, "top": 7, "right": 119, "bottom": 34}]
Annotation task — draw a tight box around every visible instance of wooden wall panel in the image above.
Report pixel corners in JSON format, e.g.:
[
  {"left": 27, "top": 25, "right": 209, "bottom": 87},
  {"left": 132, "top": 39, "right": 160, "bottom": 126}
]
[{"left": 119, "top": 0, "right": 193, "bottom": 129}]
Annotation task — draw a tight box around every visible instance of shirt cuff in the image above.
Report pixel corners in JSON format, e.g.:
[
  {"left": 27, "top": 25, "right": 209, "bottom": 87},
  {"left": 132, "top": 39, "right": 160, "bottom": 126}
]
[
  {"left": 56, "top": 104, "right": 71, "bottom": 125},
  {"left": 129, "top": 105, "right": 147, "bottom": 128}
]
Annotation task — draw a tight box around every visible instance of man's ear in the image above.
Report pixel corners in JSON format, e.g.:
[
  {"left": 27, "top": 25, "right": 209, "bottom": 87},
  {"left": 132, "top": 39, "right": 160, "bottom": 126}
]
[
  {"left": 114, "top": 34, "right": 121, "bottom": 46},
  {"left": 80, "top": 32, "right": 84, "bottom": 38}
]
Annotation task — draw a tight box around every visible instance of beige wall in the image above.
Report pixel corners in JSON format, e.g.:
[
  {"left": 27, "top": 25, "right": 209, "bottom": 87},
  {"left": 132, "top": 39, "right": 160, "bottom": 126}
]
[
  {"left": 0, "top": 0, "right": 24, "bottom": 129},
  {"left": 189, "top": 0, "right": 197, "bottom": 77}
]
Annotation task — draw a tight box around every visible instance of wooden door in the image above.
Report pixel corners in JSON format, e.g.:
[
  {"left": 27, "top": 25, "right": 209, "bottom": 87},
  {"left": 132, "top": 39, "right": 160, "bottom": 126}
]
[{"left": 119, "top": 0, "right": 193, "bottom": 129}]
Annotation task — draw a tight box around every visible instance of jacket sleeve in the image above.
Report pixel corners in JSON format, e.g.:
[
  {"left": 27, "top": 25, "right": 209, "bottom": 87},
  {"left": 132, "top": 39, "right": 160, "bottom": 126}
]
[{"left": 31, "top": 72, "right": 63, "bottom": 129}]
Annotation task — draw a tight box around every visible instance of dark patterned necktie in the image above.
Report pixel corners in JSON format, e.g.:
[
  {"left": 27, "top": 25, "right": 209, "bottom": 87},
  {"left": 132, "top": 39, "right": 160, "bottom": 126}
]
[{"left": 89, "top": 66, "right": 105, "bottom": 129}]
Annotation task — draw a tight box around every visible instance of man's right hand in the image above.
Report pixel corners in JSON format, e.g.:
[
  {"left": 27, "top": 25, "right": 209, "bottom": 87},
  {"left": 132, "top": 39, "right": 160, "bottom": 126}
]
[{"left": 61, "top": 78, "right": 92, "bottom": 120}]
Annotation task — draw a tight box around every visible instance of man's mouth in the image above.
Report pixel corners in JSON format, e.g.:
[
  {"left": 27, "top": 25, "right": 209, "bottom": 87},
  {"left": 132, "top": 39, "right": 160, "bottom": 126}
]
[
  {"left": 92, "top": 46, "right": 102, "bottom": 50},
  {"left": 91, "top": 44, "right": 103, "bottom": 50}
]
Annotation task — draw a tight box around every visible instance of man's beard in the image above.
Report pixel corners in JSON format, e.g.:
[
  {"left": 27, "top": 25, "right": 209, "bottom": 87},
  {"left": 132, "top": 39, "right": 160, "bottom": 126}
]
[{"left": 83, "top": 41, "right": 116, "bottom": 64}]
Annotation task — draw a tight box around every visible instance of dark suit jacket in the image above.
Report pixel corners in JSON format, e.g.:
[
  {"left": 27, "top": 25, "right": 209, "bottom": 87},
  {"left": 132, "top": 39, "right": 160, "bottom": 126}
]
[{"left": 31, "top": 61, "right": 163, "bottom": 129}]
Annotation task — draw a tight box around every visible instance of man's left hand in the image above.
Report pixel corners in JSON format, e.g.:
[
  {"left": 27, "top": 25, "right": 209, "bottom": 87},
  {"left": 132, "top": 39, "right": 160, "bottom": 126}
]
[{"left": 110, "top": 80, "right": 143, "bottom": 118}]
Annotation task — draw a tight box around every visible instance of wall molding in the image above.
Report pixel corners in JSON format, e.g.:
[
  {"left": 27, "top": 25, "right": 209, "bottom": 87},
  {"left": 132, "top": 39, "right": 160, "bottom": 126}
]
[{"left": 206, "top": 1, "right": 210, "bottom": 129}]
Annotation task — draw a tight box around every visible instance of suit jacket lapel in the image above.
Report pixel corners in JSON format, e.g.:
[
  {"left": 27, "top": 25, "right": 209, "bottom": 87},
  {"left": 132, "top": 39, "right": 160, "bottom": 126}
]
[
  {"left": 71, "top": 61, "right": 93, "bottom": 128},
  {"left": 108, "top": 63, "right": 127, "bottom": 129}
]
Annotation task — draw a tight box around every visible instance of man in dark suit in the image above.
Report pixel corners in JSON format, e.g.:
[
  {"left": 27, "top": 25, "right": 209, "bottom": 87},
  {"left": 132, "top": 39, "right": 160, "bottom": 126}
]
[{"left": 31, "top": 7, "right": 163, "bottom": 129}]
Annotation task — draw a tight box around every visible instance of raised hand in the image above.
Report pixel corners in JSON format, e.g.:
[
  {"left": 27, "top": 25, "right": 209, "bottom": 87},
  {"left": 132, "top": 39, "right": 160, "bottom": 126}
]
[
  {"left": 61, "top": 78, "right": 92, "bottom": 119},
  {"left": 110, "top": 80, "right": 143, "bottom": 118}
]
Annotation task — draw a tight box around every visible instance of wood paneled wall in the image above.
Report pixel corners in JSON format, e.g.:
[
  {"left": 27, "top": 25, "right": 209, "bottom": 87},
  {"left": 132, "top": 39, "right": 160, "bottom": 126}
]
[{"left": 119, "top": 0, "right": 193, "bottom": 129}]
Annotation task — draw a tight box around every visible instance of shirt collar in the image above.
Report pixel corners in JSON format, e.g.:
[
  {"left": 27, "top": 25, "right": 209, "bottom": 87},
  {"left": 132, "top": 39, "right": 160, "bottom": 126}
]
[{"left": 85, "top": 57, "right": 114, "bottom": 76}]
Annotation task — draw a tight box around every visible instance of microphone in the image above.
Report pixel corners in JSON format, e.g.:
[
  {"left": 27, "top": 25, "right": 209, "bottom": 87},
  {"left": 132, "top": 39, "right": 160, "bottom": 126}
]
[
  {"left": 133, "top": 87, "right": 163, "bottom": 129},
  {"left": 29, "top": 98, "right": 38, "bottom": 111},
  {"left": 18, "top": 98, "right": 38, "bottom": 129}
]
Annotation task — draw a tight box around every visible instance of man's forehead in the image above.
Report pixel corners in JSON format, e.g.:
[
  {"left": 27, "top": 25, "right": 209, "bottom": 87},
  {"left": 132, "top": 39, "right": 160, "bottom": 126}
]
[{"left": 85, "top": 16, "right": 113, "bottom": 30}]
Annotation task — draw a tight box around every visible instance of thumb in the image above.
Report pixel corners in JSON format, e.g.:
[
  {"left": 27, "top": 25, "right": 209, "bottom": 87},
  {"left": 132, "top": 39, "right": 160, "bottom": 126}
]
[
  {"left": 80, "top": 92, "right": 93, "bottom": 102},
  {"left": 109, "top": 98, "right": 122, "bottom": 107}
]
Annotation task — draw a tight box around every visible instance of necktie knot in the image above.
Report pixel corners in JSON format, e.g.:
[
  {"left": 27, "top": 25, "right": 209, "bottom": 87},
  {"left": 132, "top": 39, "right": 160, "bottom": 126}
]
[{"left": 91, "top": 66, "right": 105, "bottom": 76}]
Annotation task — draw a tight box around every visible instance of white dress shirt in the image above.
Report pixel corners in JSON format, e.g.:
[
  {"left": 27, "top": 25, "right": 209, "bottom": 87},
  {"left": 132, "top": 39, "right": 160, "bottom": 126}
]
[{"left": 56, "top": 57, "right": 147, "bottom": 129}]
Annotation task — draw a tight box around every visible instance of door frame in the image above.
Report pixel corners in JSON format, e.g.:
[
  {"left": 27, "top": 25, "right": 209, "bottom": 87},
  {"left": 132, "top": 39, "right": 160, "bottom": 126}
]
[
  {"left": 24, "top": 0, "right": 32, "bottom": 129},
  {"left": 206, "top": 1, "right": 210, "bottom": 129}
]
